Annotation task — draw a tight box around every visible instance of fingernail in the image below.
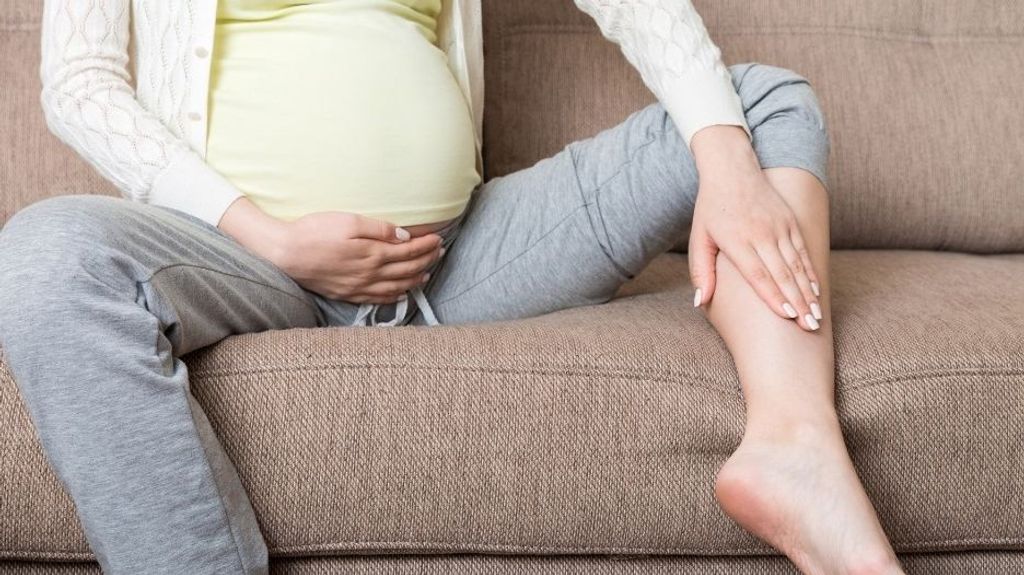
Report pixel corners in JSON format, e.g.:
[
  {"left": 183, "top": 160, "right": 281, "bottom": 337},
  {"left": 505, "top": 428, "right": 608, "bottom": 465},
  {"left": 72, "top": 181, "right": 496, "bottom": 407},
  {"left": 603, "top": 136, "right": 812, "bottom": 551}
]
[
  {"left": 782, "top": 302, "right": 798, "bottom": 318},
  {"left": 811, "top": 281, "right": 820, "bottom": 297},
  {"left": 805, "top": 313, "right": 820, "bottom": 330},
  {"left": 439, "top": 247, "right": 447, "bottom": 257},
  {"left": 423, "top": 272, "right": 431, "bottom": 283},
  {"left": 693, "top": 287, "right": 702, "bottom": 308},
  {"left": 811, "top": 302, "right": 823, "bottom": 320},
  {"left": 398, "top": 293, "right": 408, "bottom": 301},
  {"left": 395, "top": 227, "right": 410, "bottom": 241}
]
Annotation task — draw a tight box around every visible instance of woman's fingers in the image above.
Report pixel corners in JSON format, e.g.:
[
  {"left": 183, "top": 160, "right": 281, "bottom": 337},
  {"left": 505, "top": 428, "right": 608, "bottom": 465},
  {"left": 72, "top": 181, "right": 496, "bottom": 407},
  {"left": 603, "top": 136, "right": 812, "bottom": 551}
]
[
  {"left": 752, "top": 241, "right": 817, "bottom": 331},
  {"left": 373, "top": 242, "right": 445, "bottom": 282},
  {"left": 360, "top": 275, "right": 432, "bottom": 301},
  {"left": 345, "top": 213, "right": 408, "bottom": 242},
  {"left": 371, "top": 233, "right": 442, "bottom": 264},
  {"left": 688, "top": 224, "right": 719, "bottom": 307},
  {"left": 728, "top": 245, "right": 800, "bottom": 322},
  {"left": 789, "top": 225, "right": 822, "bottom": 298},
  {"left": 778, "top": 234, "right": 822, "bottom": 323}
]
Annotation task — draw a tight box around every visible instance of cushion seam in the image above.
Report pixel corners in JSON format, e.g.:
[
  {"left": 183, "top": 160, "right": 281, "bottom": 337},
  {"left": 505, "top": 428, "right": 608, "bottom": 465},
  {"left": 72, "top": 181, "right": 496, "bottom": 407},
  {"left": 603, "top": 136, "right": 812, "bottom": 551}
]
[
  {"left": 188, "top": 360, "right": 1024, "bottom": 392},
  {"left": 500, "top": 23, "right": 1024, "bottom": 43},
  {"left": 194, "top": 362, "right": 741, "bottom": 399},
  {"left": 6, "top": 535, "right": 1024, "bottom": 563}
]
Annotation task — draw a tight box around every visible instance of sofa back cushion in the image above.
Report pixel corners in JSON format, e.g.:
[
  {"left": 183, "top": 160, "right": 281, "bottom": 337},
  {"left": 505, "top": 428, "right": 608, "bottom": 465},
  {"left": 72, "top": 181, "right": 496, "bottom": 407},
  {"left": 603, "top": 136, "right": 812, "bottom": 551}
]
[
  {"left": 0, "top": 1, "right": 119, "bottom": 225},
  {"left": 481, "top": 0, "right": 1024, "bottom": 252},
  {"left": 2, "top": 1, "right": 1022, "bottom": 252}
]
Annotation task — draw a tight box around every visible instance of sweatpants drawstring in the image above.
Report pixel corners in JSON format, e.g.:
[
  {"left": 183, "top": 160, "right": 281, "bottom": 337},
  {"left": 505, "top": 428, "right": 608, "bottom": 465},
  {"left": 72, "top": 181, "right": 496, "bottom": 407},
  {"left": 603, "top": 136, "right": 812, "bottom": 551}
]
[
  {"left": 350, "top": 284, "right": 441, "bottom": 327},
  {"left": 348, "top": 209, "right": 467, "bottom": 328}
]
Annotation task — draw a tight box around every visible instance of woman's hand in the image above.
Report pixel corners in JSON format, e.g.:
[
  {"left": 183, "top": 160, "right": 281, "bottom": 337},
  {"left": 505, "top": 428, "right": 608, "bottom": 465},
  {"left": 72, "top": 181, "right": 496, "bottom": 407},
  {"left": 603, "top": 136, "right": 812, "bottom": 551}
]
[
  {"left": 217, "top": 197, "right": 443, "bottom": 304},
  {"left": 277, "top": 211, "right": 444, "bottom": 303},
  {"left": 688, "top": 126, "right": 823, "bottom": 331}
]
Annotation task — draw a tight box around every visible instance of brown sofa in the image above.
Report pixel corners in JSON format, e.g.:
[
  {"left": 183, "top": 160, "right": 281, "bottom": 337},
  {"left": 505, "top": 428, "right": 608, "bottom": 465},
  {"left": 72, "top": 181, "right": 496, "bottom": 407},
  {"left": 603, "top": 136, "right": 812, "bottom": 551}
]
[{"left": 2, "top": 0, "right": 1023, "bottom": 573}]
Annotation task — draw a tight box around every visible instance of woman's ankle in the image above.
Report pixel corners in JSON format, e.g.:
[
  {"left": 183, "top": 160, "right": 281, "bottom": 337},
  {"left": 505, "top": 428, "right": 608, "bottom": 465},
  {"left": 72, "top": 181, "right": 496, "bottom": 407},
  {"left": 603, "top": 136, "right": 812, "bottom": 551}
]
[{"left": 742, "top": 408, "right": 844, "bottom": 446}]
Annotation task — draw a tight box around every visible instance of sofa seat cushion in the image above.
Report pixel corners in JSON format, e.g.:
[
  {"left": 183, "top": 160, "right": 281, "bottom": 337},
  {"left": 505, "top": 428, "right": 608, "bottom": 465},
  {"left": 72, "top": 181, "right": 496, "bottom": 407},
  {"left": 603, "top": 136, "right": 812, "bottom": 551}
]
[{"left": 2, "top": 250, "right": 1022, "bottom": 561}]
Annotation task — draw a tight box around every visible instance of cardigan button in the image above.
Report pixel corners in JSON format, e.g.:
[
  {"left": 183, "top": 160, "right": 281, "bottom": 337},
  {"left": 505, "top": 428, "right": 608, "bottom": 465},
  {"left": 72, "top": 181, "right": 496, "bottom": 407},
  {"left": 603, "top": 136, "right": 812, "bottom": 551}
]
[{"left": 194, "top": 46, "right": 209, "bottom": 58}]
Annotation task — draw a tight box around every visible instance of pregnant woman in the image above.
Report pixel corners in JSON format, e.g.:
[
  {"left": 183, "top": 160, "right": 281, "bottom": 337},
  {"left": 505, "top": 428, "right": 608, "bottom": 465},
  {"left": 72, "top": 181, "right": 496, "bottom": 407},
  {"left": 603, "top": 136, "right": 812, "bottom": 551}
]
[{"left": 0, "top": 0, "right": 903, "bottom": 574}]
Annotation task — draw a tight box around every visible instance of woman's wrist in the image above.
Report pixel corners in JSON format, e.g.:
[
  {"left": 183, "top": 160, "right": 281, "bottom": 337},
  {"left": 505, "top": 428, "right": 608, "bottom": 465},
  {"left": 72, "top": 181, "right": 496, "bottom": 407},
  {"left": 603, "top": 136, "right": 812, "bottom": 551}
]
[
  {"left": 217, "top": 196, "right": 292, "bottom": 267},
  {"left": 690, "top": 124, "right": 762, "bottom": 181}
]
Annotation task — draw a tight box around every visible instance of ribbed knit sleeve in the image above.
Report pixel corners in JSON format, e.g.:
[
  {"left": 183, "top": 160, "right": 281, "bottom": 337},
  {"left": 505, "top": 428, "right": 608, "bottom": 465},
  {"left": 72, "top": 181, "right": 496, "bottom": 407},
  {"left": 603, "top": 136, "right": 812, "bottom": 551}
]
[
  {"left": 39, "top": 0, "right": 244, "bottom": 227},
  {"left": 572, "top": 0, "right": 751, "bottom": 148}
]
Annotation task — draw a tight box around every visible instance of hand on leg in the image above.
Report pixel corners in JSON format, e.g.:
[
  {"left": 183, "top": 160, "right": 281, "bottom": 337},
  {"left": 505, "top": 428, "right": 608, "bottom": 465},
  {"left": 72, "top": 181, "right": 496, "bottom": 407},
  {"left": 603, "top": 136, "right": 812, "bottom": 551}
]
[{"left": 705, "top": 167, "right": 904, "bottom": 575}]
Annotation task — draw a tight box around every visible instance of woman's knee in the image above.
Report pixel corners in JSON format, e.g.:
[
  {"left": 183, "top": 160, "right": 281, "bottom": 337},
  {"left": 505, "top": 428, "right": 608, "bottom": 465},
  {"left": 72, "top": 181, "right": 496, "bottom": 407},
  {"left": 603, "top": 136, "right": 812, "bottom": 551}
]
[
  {"left": 729, "top": 62, "right": 831, "bottom": 188},
  {"left": 730, "top": 63, "right": 827, "bottom": 131},
  {"left": 3, "top": 195, "right": 130, "bottom": 250},
  {"left": 0, "top": 195, "right": 128, "bottom": 292}
]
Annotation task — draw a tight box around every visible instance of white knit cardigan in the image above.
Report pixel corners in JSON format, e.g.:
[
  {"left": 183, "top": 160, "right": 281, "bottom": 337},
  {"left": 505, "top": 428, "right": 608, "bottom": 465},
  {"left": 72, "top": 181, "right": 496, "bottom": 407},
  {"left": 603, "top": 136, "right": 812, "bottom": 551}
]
[{"left": 39, "top": 0, "right": 750, "bottom": 227}]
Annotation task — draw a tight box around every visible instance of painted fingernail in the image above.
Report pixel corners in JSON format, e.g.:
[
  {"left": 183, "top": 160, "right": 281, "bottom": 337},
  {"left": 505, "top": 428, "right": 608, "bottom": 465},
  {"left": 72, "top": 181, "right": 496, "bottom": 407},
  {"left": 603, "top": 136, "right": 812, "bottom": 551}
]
[
  {"left": 811, "top": 281, "right": 820, "bottom": 297},
  {"left": 811, "top": 302, "right": 823, "bottom": 320},
  {"left": 423, "top": 272, "right": 431, "bottom": 283},
  {"left": 395, "top": 227, "right": 411, "bottom": 241},
  {"left": 805, "top": 313, "right": 820, "bottom": 330},
  {"left": 439, "top": 247, "right": 447, "bottom": 257},
  {"left": 783, "top": 302, "right": 798, "bottom": 318},
  {"left": 693, "top": 287, "right": 702, "bottom": 308}
]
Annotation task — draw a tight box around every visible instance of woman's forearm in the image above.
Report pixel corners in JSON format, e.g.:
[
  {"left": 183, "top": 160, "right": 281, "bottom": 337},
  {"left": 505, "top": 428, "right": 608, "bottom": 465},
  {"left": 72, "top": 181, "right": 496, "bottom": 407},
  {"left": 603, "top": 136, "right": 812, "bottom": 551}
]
[
  {"left": 217, "top": 196, "right": 291, "bottom": 266},
  {"left": 571, "top": 0, "right": 750, "bottom": 146},
  {"left": 690, "top": 125, "right": 762, "bottom": 180},
  {"left": 687, "top": 123, "right": 824, "bottom": 330}
]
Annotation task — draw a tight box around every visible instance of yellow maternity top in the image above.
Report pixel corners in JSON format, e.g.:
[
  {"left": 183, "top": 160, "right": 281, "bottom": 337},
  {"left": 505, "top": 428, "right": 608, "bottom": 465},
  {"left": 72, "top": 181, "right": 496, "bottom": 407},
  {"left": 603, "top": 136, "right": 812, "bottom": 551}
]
[{"left": 205, "top": 0, "right": 481, "bottom": 226}]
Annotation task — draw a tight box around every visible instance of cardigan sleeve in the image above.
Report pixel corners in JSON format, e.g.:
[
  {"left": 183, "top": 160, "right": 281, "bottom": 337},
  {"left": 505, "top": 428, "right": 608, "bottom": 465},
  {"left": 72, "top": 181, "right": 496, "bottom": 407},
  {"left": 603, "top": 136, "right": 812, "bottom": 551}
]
[
  {"left": 39, "top": 0, "right": 244, "bottom": 227},
  {"left": 571, "top": 0, "right": 752, "bottom": 148}
]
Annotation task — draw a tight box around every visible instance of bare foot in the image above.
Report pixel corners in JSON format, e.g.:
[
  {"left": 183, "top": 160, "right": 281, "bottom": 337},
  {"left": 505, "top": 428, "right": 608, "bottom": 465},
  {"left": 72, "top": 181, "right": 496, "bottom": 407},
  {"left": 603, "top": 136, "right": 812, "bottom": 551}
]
[{"left": 714, "top": 422, "right": 905, "bottom": 575}]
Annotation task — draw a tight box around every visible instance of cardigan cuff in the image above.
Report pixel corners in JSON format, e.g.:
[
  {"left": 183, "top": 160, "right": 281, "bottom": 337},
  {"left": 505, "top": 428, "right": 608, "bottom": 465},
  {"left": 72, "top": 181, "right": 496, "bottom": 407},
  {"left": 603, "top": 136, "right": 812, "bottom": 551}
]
[
  {"left": 659, "top": 67, "right": 752, "bottom": 149},
  {"left": 148, "top": 149, "right": 245, "bottom": 228}
]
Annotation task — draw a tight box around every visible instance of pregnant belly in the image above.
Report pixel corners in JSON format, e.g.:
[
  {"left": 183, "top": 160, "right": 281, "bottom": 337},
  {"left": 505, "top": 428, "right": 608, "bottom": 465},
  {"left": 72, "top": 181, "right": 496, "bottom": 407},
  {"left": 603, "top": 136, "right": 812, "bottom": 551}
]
[{"left": 205, "top": 10, "right": 481, "bottom": 228}]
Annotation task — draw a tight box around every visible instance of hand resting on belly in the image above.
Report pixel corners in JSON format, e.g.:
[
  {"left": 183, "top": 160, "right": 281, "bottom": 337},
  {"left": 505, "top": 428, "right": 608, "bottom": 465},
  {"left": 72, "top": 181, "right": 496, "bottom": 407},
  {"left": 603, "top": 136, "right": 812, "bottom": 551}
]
[{"left": 217, "top": 196, "right": 448, "bottom": 304}]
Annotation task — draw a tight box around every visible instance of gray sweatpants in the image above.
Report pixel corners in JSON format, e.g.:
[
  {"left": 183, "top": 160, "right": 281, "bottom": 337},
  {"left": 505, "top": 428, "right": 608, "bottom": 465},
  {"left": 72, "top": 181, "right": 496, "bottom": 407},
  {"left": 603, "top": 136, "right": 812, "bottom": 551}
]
[{"left": 0, "top": 63, "right": 828, "bottom": 574}]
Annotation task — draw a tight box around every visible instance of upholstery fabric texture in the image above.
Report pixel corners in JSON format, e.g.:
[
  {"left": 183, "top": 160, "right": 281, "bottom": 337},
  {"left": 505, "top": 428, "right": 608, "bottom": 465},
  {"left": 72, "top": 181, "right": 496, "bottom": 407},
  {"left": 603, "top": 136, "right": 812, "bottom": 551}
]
[
  {"left": 1, "top": 0, "right": 1022, "bottom": 571},
  {"left": 1, "top": 552, "right": 1024, "bottom": 574},
  {"left": 2, "top": 252, "right": 1023, "bottom": 561}
]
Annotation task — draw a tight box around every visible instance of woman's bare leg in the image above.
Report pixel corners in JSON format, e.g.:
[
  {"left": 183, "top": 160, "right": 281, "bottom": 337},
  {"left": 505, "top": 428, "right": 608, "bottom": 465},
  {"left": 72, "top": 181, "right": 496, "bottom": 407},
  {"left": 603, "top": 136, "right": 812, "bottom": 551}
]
[{"left": 705, "top": 166, "right": 903, "bottom": 575}]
